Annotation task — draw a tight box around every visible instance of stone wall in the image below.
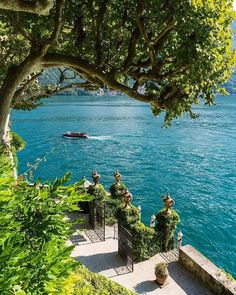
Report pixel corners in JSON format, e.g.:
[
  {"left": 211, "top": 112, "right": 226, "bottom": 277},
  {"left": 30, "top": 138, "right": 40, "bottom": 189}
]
[{"left": 179, "top": 245, "right": 236, "bottom": 295}]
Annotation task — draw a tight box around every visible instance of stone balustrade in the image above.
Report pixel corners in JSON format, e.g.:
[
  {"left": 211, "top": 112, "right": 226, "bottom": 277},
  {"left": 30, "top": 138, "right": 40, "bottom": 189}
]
[{"left": 179, "top": 245, "right": 236, "bottom": 295}]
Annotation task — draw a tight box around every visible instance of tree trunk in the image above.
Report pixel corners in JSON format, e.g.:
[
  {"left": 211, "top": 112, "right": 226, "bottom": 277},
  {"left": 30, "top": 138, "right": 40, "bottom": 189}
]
[
  {"left": 0, "top": 91, "right": 12, "bottom": 145},
  {"left": 0, "top": 58, "right": 39, "bottom": 145}
]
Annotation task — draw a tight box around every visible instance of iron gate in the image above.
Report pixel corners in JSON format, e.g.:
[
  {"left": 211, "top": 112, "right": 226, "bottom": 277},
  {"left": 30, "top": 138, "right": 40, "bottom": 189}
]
[
  {"left": 118, "top": 223, "right": 134, "bottom": 272},
  {"left": 89, "top": 200, "right": 105, "bottom": 241}
]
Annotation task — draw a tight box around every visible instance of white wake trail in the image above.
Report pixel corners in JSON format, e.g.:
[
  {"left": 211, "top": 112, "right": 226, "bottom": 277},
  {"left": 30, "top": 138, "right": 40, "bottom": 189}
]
[{"left": 88, "top": 136, "right": 112, "bottom": 141}]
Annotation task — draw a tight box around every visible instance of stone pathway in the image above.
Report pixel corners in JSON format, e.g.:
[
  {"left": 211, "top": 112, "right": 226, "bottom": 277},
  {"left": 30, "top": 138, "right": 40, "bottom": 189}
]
[{"left": 69, "top": 219, "right": 213, "bottom": 295}]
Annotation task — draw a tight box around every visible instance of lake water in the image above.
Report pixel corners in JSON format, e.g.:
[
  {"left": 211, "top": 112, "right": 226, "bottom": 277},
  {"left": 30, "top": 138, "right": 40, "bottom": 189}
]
[{"left": 12, "top": 95, "right": 236, "bottom": 277}]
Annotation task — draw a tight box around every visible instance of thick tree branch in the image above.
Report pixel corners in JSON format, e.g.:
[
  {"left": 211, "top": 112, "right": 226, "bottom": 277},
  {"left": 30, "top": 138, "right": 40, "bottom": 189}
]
[
  {"left": 153, "top": 23, "right": 174, "bottom": 45},
  {"left": 154, "top": 25, "right": 174, "bottom": 52},
  {"left": 128, "top": 66, "right": 186, "bottom": 83},
  {"left": 43, "top": 0, "right": 64, "bottom": 49},
  {"left": 95, "top": 0, "right": 108, "bottom": 65},
  {"left": 13, "top": 70, "right": 43, "bottom": 99},
  {"left": 135, "top": 0, "right": 157, "bottom": 66},
  {"left": 0, "top": 0, "right": 54, "bottom": 15},
  {"left": 109, "top": 40, "right": 124, "bottom": 62},
  {"left": 122, "top": 27, "right": 140, "bottom": 72},
  {"left": 41, "top": 53, "right": 156, "bottom": 105},
  {"left": 12, "top": 81, "right": 98, "bottom": 110}
]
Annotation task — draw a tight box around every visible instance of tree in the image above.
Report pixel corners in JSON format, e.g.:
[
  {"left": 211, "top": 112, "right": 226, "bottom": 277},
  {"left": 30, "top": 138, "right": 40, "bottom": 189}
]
[
  {"left": 0, "top": 0, "right": 235, "bottom": 144},
  {"left": 0, "top": 0, "right": 54, "bottom": 15}
]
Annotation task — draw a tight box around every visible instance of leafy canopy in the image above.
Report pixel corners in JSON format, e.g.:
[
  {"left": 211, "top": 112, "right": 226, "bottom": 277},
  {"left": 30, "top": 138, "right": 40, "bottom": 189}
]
[{"left": 0, "top": 0, "right": 235, "bottom": 124}]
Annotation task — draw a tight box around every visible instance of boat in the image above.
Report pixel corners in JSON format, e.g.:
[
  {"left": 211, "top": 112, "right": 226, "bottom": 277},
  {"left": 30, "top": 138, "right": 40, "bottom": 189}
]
[{"left": 62, "top": 131, "right": 88, "bottom": 139}]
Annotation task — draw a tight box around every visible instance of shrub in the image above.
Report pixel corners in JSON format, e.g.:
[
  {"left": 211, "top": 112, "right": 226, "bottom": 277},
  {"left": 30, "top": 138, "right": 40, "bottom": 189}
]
[
  {"left": 87, "top": 184, "right": 107, "bottom": 201},
  {"left": 117, "top": 207, "right": 160, "bottom": 261},
  {"left": 60, "top": 265, "right": 136, "bottom": 295},
  {"left": 105, "top": 198, "right": 122, "bottom": 225},
  {"left": 11, "top": 132, "right": 26, "bottom": 151},
  {"left": 117, "top": 206, "right": 140, "bottom": 227},
  {"left": 155, "top": 262, "right": 168, "bottom": 277},
  {"left": 155, "top": 208, "right": 180, "bottom": 251},
  {"left": 0, "top": 152, "right": 91, "bottom": 294},
  {"left": 109, "top": 182, "right": 127, "bottom": 199},
  {"left": 131, "top": 221, "right": 160, "bottom": 261},
  {"left": 87, "top": 183, "right": 122, "bottom": 225}
]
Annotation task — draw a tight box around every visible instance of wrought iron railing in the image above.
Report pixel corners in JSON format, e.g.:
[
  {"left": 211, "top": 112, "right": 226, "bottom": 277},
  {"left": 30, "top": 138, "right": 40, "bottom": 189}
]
[{"left": 118, "top": 224, "right": 133, "bottom": 272}]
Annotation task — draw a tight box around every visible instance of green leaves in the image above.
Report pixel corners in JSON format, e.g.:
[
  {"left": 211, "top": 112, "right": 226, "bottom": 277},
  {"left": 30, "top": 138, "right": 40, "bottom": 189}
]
[
  {"left": 0, "top": 0, "right": 234, "bottom": 126},
  {"left": 87, "top": 184, "right": 107, "bottom": 201},
  {"left": 0, "top": 152, "right": 90, "bottom": 294},
  {"left": 60, "top": 265, "right": 136, "bottom": 295},
  {"left": 11, "top": 132, "right": 26, "bottom": 151},
  {"left": 156, "top": 208, "right": 180, "bottom": 251}
]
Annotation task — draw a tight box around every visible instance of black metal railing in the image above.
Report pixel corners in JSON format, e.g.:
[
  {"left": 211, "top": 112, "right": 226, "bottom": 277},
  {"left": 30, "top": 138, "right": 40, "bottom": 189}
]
[
  {"left": 118, "top": 224, "right": 133, "bottom": 272},
  {"left": 88, "top": 200, "right": 105, "bottom": 242}
]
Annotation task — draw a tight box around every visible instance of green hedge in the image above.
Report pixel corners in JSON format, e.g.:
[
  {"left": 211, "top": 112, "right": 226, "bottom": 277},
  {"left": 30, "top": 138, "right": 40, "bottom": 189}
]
[
  {"left": 117, "top": 206, "right": 180, "bottom": 261},
  {"left": 155, "top": 208, "right": 180, "bottom": 251},
  {"left": 105, "top": 198, "right": 122, "bottom": 225},
  {"left": 60, "top": 265, "right": 136, "bottom": 295},
  {"left": 117, "top": 206, "right": 160, "bottom": 262},
  {"left": 131, "top": 221, "right": 160, "bottom": 261},
  {"left": 86, "top": 183, "right": 123, "bottom": 225},
  {"left": 87, "top": 184, "right": 107, "bottom": 201},
  {"left": 109, "top": 182, "right": 127, "bottom": 199}
]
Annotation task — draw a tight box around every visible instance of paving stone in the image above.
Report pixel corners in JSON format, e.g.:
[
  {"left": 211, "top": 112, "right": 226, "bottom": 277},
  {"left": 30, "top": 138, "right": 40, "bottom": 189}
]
[{"left": 70, "top": 225, "right": 213, "bottom": 295}]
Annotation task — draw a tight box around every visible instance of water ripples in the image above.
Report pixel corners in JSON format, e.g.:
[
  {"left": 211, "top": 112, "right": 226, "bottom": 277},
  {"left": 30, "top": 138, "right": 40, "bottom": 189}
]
[{"left": 12, "top": 95, "right": 236, "bottom": 276}]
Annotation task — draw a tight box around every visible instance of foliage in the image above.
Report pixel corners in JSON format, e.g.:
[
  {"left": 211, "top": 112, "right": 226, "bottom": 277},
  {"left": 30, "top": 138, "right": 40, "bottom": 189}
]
[
  {"left": 117, "top": 205, "right": 181, "bottom": 260},
  {"left": 86, "top": 183, "right": 123, "bottom": 225},
  {"left": 109, "top": 182, "right": 127, "bottom": 199},
  {"left": 87, "top": 184, "right": 107, "bottom": 202},
  {"left": 105, "top": 198, "right": 122, "bottom": 225},
  {"left": 0, "top": 146, "right": 15, "bottom": 177},
  {"left": 131, "top": 221, "right": 160, "bottom": 262},
  {"left": 155, "top": 208, "right": 180, "bottom": 252},
  {"left": 106, "top": 181, "right": 127, "bottom": 225},
  {"left": 11, "top": 132, "right": 25, "bottom": 151},
  {"left": 0, "top": 152, "right": 92, "bottom": 295},
  {"left": 60, "top": 265, "right": 136, "bottom": 295},
  {"left": 0, "top": 0, "right": 235, "bottom": 127},
  {"left": 154, "top": 262, "right": 168, "bottom": 277},
  {"left": 117, "top": 206, "right": 160, "bottom": 261},
  {"left": 117, "top": 205, "right": 140, "bottom": 227}
]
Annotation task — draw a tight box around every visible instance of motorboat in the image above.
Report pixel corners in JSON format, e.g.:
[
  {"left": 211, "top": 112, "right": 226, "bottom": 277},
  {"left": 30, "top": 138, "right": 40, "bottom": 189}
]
[{"left": 62, "top": 131, "right": 88, "bottom": 138}]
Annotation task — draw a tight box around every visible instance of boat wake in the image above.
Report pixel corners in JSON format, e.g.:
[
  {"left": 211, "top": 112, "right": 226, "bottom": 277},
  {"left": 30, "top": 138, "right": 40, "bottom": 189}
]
[{"left": 89, "top": 136, "right": 112, "bottom": 141}]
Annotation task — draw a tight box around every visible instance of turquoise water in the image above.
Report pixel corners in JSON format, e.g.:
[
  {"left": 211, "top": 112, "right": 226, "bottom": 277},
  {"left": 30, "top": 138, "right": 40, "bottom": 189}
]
[{"left": 12, "top": 95, "right": 236, "bottom": 276}]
